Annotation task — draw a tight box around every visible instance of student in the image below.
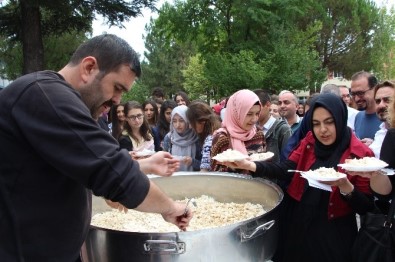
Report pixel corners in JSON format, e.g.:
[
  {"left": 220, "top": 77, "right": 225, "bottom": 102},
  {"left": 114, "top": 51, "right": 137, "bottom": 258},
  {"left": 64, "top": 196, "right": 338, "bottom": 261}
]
[
  {"left": 155, "top": 100, "right": 178, "bottom": 149},
  {"left": 211, "top": 89, "right": 265, "bottom": 174},
  {"left": 174, "top": 91, "right": 191, "bottom": 106},
  {"left": 142, "top": 99, "right": 159, "bottom": 128},
  {"left": 109, "top": 103, "right": 126, "bottom": 139},
  {"left": 163, "top": 105, "right": 201, "bottom": 171},
  {"left": 186, "top": 101, "right": 222, "bottom": 171},
  {"left": 223, "top": 93, "right": 374, "bottom": 262},
  {"left": 118, "top": 101, "right": 160, "bottom": 153}
]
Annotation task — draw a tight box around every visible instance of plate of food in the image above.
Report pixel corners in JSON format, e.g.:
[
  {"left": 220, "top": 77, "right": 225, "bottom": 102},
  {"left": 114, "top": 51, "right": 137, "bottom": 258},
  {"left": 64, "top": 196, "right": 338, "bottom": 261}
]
[
  {"left": 134, "top": 149, "right": 156, "bottom": 157},
  {"left": 338, "top": 157, "right": 388, "bottom": 172},
  {"left": 301, "top": 167, "right": 347, "bottom": 182},
  {"left": 249, "top": 152, "right": 274, "bottom": 161},
  {"left": 212, "top": 149, "right": 249, "bottom": 162}
]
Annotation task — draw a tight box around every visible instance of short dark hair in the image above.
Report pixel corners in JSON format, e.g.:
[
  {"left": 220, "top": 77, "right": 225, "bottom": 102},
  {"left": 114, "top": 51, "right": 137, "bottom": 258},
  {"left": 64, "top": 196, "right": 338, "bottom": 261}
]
[
  {"left": 69, "top": 34, "right": 141, "bottom": 78},
  {"left": 351, "top": 71, "right": 378, "bottom": 89},
  {"left": 152, "top": 87, "right": 165, "bottom": 99},
  {"left": 374, "top": 80, "right": 395, "bottom": 96},
  {"left": 253, "top": 89, "right": 271, "bottom": 104}
]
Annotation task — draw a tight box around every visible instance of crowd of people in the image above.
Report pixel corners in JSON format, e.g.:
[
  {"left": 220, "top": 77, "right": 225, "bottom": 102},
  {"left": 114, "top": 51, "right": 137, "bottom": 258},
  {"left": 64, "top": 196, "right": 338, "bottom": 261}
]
[{"left": 1, "top": 34, "right": 394, "bottom": 261}]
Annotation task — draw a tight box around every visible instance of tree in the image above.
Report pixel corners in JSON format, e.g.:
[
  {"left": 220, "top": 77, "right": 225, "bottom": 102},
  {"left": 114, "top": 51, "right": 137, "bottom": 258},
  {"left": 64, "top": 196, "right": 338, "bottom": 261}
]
[
  {"left": 182, "top": 54, "right": 211, "bottom": 102},
  {"left": 0, "top": 0, "right": 158, "bottom": 75},
  {"left": 369, "top": 6, "right": 395, "bottom": 80},
  {"left": 140, "top": 5, "right": 197, "bottom": 99},
  {"left": 140, "top": 0, "right": 393, "bottom": 101},
  {"left": 0, "top": 31, "right": 88, "bottom": 80}
]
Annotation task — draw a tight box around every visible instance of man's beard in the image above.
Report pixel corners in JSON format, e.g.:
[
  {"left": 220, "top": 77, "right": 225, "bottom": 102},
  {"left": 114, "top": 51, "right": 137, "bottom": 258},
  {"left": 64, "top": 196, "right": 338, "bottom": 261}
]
[
  {"left": 377, "top": 108, "right": 388, "bottom": 122},
  {"left": 78, "top": 78, "right": 112, "bottom": 120}
]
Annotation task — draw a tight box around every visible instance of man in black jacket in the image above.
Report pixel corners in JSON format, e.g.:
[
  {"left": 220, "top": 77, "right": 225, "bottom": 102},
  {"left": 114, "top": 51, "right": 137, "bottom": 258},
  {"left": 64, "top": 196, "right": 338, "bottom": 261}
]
[{"left": 0, "top": 34, "right": 191, "bottom": 261}]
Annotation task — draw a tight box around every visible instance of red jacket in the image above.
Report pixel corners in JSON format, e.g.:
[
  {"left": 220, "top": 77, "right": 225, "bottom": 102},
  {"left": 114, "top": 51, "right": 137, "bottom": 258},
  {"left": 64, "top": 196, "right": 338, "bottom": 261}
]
[{"left": 287, "top": 131, "right": 373, "bottom": 219}]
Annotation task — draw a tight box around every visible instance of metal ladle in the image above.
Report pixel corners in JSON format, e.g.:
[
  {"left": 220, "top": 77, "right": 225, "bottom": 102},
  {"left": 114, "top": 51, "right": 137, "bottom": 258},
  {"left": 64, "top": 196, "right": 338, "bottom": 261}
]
[{"left": 183, "top": 198, "right": 197, "bottom": 217}]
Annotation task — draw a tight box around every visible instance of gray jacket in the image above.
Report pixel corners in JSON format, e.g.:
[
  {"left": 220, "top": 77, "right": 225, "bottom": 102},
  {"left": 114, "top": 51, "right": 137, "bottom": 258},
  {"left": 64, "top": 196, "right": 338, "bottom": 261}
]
[{"left": 265, "top": 119, "right": 292, "bottom": 163}]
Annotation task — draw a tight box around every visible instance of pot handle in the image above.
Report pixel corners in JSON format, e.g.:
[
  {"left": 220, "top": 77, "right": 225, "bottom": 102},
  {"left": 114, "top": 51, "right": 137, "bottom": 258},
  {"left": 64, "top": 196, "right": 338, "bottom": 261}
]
[
  {"left": 240, "top": 220, "right": 275, "bottom": 242},
  {"left": 143, "top": 239, "right": 186, "bottom": 254}
]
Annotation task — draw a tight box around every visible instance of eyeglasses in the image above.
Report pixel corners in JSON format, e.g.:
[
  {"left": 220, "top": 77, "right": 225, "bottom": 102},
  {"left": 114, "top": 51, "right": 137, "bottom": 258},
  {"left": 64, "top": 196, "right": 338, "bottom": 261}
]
[
  {"left": 341, "top": 94, "right": 350, "bottom": 99},
  {"left": 127, "top": 114, "right": 144, "bottom": 120},
  {"left": 375, "top": 96, "right": 392, "bottom": 105},
  {"left": 350, "top": 89, "right": 372, "bottom": 97}
]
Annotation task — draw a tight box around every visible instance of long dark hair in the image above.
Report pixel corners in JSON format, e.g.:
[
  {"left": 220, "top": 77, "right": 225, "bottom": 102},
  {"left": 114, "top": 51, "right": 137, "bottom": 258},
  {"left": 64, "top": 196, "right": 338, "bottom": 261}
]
[
  {"left": 142, "top": 99, "right": 159, "bottom": 127},
  {"left": 123, "top": 101, "right": 152, "bottom": 142},
  {"left": 110, "top": 103, "right": 124, "bottom": 140},
  {"left": 174, "top": 91, "right": 191, "bottom": 106},
  {"left": 186, "top": 101, "right": 222, "bottom": 146},
  {"left": 157, "top": 100, "right": 177, "bottom": 140}
]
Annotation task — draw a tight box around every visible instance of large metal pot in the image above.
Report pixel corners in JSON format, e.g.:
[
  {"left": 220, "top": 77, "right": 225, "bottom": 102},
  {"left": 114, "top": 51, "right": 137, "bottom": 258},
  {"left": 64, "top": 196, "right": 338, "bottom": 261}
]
[{"left": 82, "top": 172, "right": 283, "bottom": 262}]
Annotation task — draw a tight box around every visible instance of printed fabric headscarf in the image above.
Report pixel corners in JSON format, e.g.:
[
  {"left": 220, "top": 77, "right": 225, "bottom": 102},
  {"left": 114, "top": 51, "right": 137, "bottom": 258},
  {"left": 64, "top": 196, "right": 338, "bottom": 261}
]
[
  {"left": 169, "top": 105, "right": 199, "bottom": 164},
  {"left": 309, "top": 93, "right": 351, "bottom": 169},
  {"left": 216, "top": 89, "right": 261, "bottom": 155}
]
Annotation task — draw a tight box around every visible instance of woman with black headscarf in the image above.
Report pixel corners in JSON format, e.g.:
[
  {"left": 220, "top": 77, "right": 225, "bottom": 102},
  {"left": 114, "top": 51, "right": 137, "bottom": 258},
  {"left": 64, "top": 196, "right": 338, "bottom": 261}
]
[{"left": 223, "top": 93, "right": 374, "bottom": 262}]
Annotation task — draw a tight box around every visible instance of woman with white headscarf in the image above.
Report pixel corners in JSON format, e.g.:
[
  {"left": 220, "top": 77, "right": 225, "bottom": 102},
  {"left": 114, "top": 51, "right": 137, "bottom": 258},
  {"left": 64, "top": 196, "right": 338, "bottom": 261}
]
[{"left": 163, "top": 105, "right": 201, "bottom": 171}]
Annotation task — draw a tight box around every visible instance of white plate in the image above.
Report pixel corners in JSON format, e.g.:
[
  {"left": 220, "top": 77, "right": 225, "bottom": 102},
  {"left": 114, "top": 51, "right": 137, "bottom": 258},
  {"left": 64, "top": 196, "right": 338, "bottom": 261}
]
[
  {"left": 249, "top": 152, "right": 274, "bottom": 161},
  {"left": 301, "top": 170, "right": 347, "bottom": 182},
  {"left": 338, "top": 163, "right": 388, "bottom": 172},
  {"left": 381, "top": 168, "right": 395, "bottom": 176},
  {"left": 134, "top": 149, "right": 156, "bottom": 157},
  {"left": 212, "top": 155, "right": 249, "bottom": 162},
  {"left": 212, "top": 149, "right": 249, "bottom": 162}
]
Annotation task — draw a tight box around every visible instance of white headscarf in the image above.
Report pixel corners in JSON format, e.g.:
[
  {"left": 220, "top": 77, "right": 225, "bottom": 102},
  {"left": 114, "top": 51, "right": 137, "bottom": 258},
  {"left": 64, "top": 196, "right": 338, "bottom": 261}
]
[{"left": 168, "top": 105, "right": 199, "bottom": 171}]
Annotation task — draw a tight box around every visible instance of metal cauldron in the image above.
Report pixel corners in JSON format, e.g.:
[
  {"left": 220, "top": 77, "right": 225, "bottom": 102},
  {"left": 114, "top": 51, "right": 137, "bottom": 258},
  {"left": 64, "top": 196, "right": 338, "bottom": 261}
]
[{"left": 82, "top": 172, "right": 283, "bottom": 262}]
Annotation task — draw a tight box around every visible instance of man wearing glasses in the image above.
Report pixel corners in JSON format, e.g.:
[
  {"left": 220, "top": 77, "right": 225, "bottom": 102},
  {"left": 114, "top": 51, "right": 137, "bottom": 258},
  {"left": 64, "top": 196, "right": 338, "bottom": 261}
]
[
  {"left": 350, "top": 71, "right": 381, "bottom": 143},
  {"left": 369, "top": 81, "right": 395, "bottom": 157}
]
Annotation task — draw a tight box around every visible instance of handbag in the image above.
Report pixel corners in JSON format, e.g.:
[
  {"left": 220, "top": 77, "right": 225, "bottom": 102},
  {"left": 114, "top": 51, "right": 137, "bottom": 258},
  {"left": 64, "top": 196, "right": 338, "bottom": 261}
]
[{"left": 352, "top": 191, "right": 395, "bottom": 262}]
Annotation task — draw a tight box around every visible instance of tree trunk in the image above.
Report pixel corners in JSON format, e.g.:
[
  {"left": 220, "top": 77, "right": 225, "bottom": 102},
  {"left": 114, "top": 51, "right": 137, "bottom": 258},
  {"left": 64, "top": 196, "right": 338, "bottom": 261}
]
[{"left": 20, "top": 0, "right": 44, "bottom": 74}]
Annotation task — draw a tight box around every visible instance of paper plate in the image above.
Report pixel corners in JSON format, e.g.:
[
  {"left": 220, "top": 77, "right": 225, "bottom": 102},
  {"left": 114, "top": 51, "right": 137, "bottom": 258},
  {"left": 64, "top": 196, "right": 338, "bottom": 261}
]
[
  {"left": 134, "top": 149, "right": 156, "bottom": 157},
  {"left": 338, "top": 163, "right": 388, "bottom": 172},
  {"left": 212, "top": 149, "right": 249, "bottom": 162},
  {"left": 301, "top": 170, "right": 347, "bottom": 182}
]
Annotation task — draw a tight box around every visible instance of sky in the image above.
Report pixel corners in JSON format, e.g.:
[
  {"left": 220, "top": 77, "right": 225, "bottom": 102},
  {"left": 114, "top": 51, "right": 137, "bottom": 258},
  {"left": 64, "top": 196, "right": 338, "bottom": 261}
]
[{"left": 92, "top": 0, "right": 167, "bottom": 59}]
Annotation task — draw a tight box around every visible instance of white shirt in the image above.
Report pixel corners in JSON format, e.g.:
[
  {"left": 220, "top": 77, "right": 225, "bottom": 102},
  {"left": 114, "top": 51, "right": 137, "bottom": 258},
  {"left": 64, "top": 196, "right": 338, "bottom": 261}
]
[
  {"left": 262, "top": 116, "right": 276, "bottom": 135},
  {"left": 347, "top": 106, "right": 359, "bottom": 131},
  {"left": 369, "top": 122, "right": 387, "bottom": 158}
]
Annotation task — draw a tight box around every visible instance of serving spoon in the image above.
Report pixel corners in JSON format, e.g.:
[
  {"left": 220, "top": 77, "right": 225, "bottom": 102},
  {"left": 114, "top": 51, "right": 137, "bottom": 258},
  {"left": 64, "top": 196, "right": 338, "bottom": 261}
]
[{"left": 183, "top": 198, "right": 197, "bottom": 217}]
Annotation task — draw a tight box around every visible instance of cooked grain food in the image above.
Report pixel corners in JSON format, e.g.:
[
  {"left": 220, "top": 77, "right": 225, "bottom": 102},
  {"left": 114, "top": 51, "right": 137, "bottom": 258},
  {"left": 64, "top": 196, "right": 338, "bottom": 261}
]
[
  {"left": 313, "top": 167, "right": 344, "bottom": 177},
  {"left": 213, "top": 149, "right": 248, "bottom": 161},
  {"left": 250, "top": 152, "right": 274, "bottom": 161},
  {"left": 345, "top": 157, "right": 387, "bottom": 166},
  {"left": 91, "top": 195, "right": 266, "bottom": 232}
]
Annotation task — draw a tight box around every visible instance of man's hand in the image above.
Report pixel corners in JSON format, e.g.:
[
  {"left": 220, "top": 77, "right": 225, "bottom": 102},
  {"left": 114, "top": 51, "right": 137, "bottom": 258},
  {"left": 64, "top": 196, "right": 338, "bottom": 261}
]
[
  {"left": 161, "top": 201, "right": 193, "bottom": 231},
  {"left": 138, "top": 151, "right": 180, "bottom": 176},
  {"left": 104, "top": 199, "right": 128, "bottom": 213}
]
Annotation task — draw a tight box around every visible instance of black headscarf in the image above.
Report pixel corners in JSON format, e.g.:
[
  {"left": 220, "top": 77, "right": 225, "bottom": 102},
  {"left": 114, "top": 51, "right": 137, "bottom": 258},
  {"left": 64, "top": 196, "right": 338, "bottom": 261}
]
[{"left": 309, "top": 93, "right": 351, "bottom": 169}]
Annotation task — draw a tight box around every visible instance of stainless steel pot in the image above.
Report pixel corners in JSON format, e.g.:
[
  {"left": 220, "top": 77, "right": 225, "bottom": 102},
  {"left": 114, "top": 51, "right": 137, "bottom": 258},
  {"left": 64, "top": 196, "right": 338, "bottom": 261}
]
[{"left": 82, "top": 172, "right": 283, "bottom": 262}]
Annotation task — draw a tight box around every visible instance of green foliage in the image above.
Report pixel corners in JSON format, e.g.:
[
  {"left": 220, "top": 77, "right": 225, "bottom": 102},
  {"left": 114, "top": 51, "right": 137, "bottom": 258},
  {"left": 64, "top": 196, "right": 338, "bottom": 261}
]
[
  {"left": 0, "top": 31, "right": 88, "bottom": 79},
  {"left": 140, "top": 10, "right": 197, "bottom": 99},
  {"left": 121, "top": 80, "right": 150, "bottom": 103},
  {"left": 369, "top": 6, "right": 395, "bottom": 80},
  {"left": 204, "top": 50, "right": 270, "bottom": 98},
  {"left": 142, "top": 0, "right": 394, "bottom": 101},
  {"left": 0, "top": 0, "right": 158, "bottom": 75}
]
